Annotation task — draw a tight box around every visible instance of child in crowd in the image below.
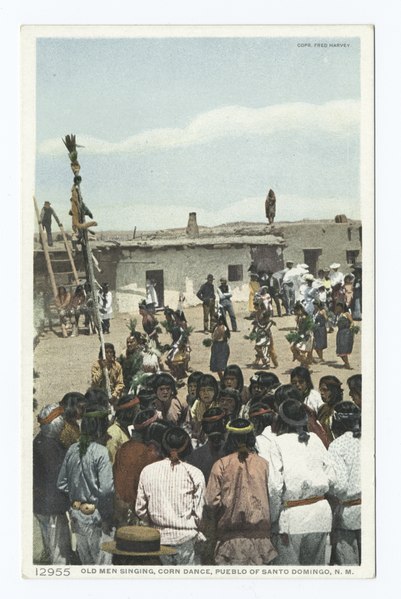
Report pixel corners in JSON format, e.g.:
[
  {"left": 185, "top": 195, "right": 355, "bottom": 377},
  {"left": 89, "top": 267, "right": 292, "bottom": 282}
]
[
  {"left": 190, "top": 374, "right": 220, "bottom": 446},
  {"left": 186, "top": 371, "right": 204, "bottom": 408},
  {"left": 290, "top": 366, "right": 323, "bottom": 416}
]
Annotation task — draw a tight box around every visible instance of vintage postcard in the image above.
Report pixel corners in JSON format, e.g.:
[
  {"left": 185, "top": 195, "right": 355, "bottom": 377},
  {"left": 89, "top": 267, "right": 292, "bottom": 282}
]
[{"left": 21, "top": 25, "right": 375, "bottom": 580}]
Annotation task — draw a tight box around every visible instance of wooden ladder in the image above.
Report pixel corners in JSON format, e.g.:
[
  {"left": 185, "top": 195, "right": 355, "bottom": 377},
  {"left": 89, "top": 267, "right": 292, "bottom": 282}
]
[{"left": 33, "top": 196, "right": 81, "bottom": 304}]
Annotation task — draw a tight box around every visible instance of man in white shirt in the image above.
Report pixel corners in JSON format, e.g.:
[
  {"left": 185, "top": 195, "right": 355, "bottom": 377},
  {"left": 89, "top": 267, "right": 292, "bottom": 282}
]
[
  {"left": 135, "top": 427, "right": 205, "bottom": 565},
  {"left": 328, "top": 402, "right": 361, "bottom": 565},
  {"left": 281, "top": 260, "right": 296, "bottom": 315},
  {"left": 248, "top": 403, "right": 282, "bottom": 525},
  {"left": 145, "top": 279, "right": 159, "bottom": 312},
  {"left": 302, "top": 274, "right": 319, "bottom": 315},
  {"left": 267, "top": 400, "right": 335, "bottom": 565},
  {"left": 329, "top": 263, "right": 344, "bottom": 288},
  {"left": 217, "top": 277, "right": 238, "bottom": 331},
  {"left": 98, "top": 282, "right": 113, "bottom": 334}
]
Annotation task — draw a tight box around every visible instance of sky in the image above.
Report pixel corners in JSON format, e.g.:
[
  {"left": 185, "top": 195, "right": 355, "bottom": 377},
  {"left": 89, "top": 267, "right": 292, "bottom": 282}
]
[{"left": 35, "top": 33, "right": 361, "bottom": 230}]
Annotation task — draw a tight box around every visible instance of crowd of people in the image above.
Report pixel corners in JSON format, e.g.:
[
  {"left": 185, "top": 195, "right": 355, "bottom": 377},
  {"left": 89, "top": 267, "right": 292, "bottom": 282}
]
[
  {"left": 248, "top": 260, "right": 362, "bottom": 321},
  {"left": 245, "top": 261, "right": 361, "bottom": 371},
  {"left": 34, "top": 262, "right": 362, "bottom": 568},
  {"left": 53, "top": 281, "right": 109, "bottom": 338}
]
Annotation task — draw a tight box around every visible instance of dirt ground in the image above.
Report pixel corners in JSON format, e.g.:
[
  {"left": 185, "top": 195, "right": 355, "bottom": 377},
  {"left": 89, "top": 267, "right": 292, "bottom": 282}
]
[{"left": 33, "top": 301, "right": 361, "bottom": 431}]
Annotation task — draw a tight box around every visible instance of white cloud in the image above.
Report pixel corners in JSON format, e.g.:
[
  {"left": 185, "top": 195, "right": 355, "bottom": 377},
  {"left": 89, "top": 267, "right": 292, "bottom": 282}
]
[{"left": 38, "top": 99, "right": 360, "bottom": 156}]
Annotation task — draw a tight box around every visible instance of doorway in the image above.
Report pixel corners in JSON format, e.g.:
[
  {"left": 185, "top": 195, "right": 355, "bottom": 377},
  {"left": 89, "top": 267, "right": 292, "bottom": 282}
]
[
  {"left": 303, "top": 249, "right": 322, "bottom": 277},
  {"left": 250, "top": 245, "right": 284, "bottom": 274},
  {"left": 145, "top": 270, "right": 164, "bottom": 308}
]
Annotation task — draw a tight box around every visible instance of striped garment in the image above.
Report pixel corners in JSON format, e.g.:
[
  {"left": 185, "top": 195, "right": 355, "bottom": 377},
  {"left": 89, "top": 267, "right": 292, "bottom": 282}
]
[{"left": 135, "top": 458, "right": 205, "bottom": 545}]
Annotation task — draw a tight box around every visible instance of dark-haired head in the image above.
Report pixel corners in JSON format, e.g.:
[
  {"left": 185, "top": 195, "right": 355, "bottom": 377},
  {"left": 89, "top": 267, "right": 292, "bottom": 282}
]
[
  {"left": 275, "top": 399, "right": 309, "bottom": 443},
  {"left": 202, "top": 407, "right": 226, "bottom": 448},
  {"left": 188, "top": 371, "right": 204, "bottom": 386},
  {"left": 137, "top": 388, "right": 157, "bottom": 410},
  {"left": 197, "top": 374, "right": 219, "bottom": 403},
  {"left": 249, "top": 371, "right": 280, "bottom": 399},
  {"left": 79, "top": 402, "right": 110, "bottom": 456},
  {"left": 202, "top": 407, "right": 226, "bottom": 435},
  {"left": 222, "top": 364, "right": 244, "bottom": 392},
  {"left": 134, "top": 408, "right": 157, "bottom": 428},
  {"left": 335, "top": 302, "right": 347, "bottom": 314},
  {"left": 290, "top": 366, "right": 314, "bottom": 397},
  {"left": 146, "top": 419, "right": 172, "bottom": 449},
  {"left": 133, "top": 408, "right": 159, "bottom": 442},
  {"left": 274, "top": 384, "right": 303, "bottom": 410},
  {"left": 319, "top": 375, "right": 341, "bottom": 386},
  {"left": 84, "top": 387, "right": 110, "bottom": 410},
  {"left": 313, "top": 299, "right": 324, "bottom": 310},
  {"left": 347, "top": 374, "right": 362, "bottom": 408},
  {"left": 187, "top": 371, "right": 203, "bottom": 406},
  {"left": 294, "top": 301, "right": 307, "bottom": 316},
  {"left": 218, "top": 388, "right": 242, "bottom": 419},
  {"left": 214, "top": 311, "right": 231, "bottom": 338},
  {"left": 164, "top": 306, "right": 175, "bottom": 319},
  {"left": 99, "top": 343, "right": 116, "bottom": 360},
  {"left": 141, "top": 373, "right": 158, "bottom": 390},
  {"left": 224, "top": 418, "right": 256, "bottom": 460},
  {"left": 59, "top": 392, "right": 86, "bottom": 422},
  {"left": 114, "top": 394, "right": 140, "bottom": 428},
  {"left": 126, "top": 332, "right": 145, "bottom": 354},
  {"left": 152, "top": 373, "right": 177, "bottom": 397},
  {"left": 331, "top": 401, "right": 361, "bottom": 439},
  {"left": 161, "top": 427, "right": 192, "bottom": 463},
  {"left": 249, "top": 402, "right": 275, "bottom": 435},
  {"left": 319, "top": 376, "right": 343, "bottom": 407}
]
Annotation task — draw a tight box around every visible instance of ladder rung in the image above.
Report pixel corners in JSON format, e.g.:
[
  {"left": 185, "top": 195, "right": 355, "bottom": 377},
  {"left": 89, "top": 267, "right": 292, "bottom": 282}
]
[{"left": 55, "top": 271, "right": 75, "bottom": 275}]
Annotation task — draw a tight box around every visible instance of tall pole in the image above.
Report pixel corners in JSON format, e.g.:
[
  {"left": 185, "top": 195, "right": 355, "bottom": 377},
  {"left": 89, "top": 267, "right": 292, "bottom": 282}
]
[{"left": 62, "top": 135, "right": 112, "bottom": 401}]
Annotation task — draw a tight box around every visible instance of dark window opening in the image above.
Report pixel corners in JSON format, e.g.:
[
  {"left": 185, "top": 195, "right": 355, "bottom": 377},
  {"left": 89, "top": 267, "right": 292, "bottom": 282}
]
[
  {"left": 346, "top": 250, "right": 360, "bottom": 265},
  {"left": 228, "top": 264, "right": 243, "bottom": 282}
]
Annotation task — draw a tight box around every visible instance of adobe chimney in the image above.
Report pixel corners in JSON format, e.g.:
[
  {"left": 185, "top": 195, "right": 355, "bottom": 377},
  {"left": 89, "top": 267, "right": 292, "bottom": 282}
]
[{"left": 186, "top": 212, "right": 199, "bottom": 238}]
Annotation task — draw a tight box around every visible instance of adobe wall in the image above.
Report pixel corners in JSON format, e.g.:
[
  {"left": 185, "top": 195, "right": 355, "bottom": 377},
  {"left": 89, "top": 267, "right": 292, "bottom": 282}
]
[
  {"left": 271, "top": 221, "right": 362, "bottom": 271},
  {"left": 110, "top": 244, "right": 271, "bottom": 314}
]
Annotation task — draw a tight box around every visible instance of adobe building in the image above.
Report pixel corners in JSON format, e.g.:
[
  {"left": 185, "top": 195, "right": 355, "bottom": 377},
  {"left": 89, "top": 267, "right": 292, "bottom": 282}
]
[
  {"left": 269, "top": 218, "right": 362, "bottom": 276},
  {"left": 33, "top": 213, "right": 362, "bottom": 321}
]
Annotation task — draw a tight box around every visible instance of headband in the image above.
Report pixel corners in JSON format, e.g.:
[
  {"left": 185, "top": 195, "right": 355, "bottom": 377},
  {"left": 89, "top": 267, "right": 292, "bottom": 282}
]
[
  {"left": 278, "top": 403, "right": 308, "bottom": 428},
  {"left": 83, "top": 410, "right": 110, "bottom": 419},
  {"left": 249, "top": 406, "right": 273, "bottom": 418},
  {"left": 115, "top": 397, "right": 140, "bottom": 412},
  {"left": 333, "top": 411, "right": 360, "bottom": 422},
  {"left": 37, "top": 406, "right": 64, "bottom": 426},
  {"left": 278, "top": 402, "right": 309, "bottom": 442},
  {"left": 134, "top": 412, "right": 158, "bottom": 431},
  {"left": 226, "top": 421, "right": 254, "bottom": 434},
  {"left": 202, "top": 412, "right": 226, "bottom": 423}
]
